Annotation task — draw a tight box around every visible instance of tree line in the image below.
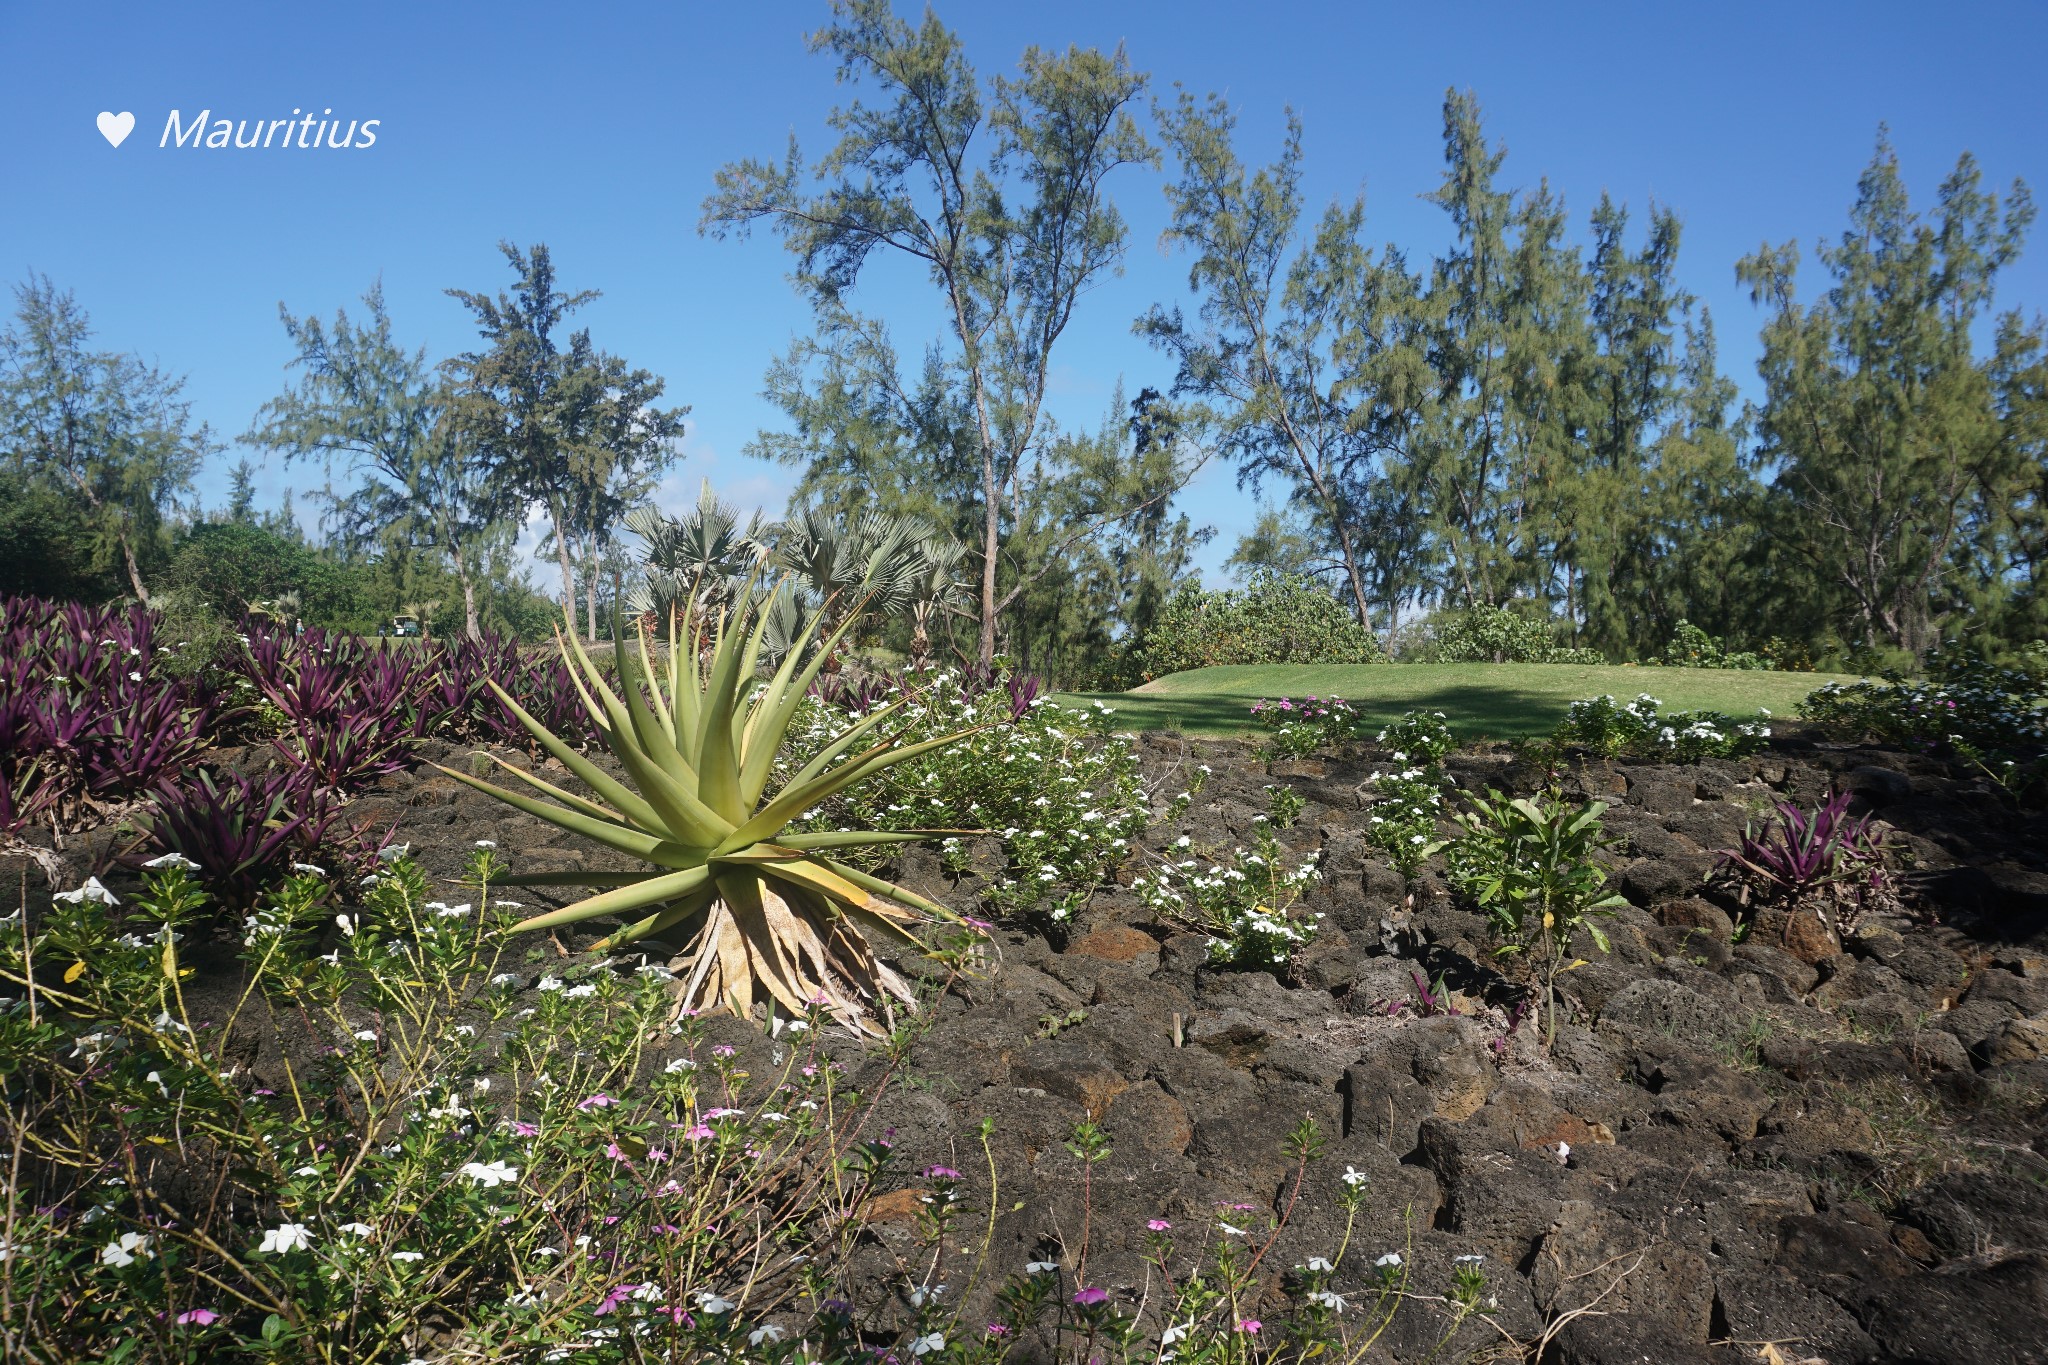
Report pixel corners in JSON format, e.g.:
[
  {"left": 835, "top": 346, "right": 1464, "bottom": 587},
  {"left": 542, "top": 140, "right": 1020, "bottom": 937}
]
[{"left": 4, "top": 0, "right": 2042, "bottom": 681}]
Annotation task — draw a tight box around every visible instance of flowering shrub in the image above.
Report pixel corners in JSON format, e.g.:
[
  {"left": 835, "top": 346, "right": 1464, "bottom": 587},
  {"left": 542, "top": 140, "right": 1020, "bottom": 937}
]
[
  {"left": 1551, "top": 693, "right": 1770, "bottom": 762},
  {"left": 1250, "top": 694, "right": 1366, "bottom": 759},
  {"left": 1364, "top": 710, "right": 1456, "bottom": 879},
  {"left": 1648, "top": 619, "right": 1786, "bottom": 671},
  {"left": 1798, "top": 641, "right": 2046, "bottom": 793},
  {"left": 786, "top": 671, "right": 1149, "bottom": 919},
  {"left": 1132, "top": 826, "right": 1323, "bottom": 969}
]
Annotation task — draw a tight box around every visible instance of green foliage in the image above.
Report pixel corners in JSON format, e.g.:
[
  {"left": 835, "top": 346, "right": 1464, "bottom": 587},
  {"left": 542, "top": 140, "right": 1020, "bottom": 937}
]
[
  {"left": 1446, "top": 789, "right": 1627, "bottom": 1044},
  {"left": 1, "top": 274, "right": 213, "bottom": 602},
  {"left": 164, "top": 521, "right": 374, "bottom": 630},
  {"left": 1739, "top": 134, "right": 2038, "bottom": 658},
  {"left": 0, "top": 465, "right": 122, "bottom": 601},
  {"left": 704, "top": 2, "right": 1170, "bottom": 668},
  {"left": 1421, "top": 602, "right": 1602, "bottom": 665},
  {"left": 1141, "top": 573, "right": 1383, "bottom": 678},
  {"left": 1551, "top": 692, "right": 1772, "bottom": 762}
]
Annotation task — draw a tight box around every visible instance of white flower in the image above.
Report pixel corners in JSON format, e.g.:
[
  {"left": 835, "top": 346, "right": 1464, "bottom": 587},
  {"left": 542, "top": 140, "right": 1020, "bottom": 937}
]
[
  {"left": 1307, "top": 1289, "right": 1348, "bottom": 1312},
  {"left": 1304, "top": 1256, "right": 1335, "bottom": 1272},
  {"left": 459, "top": 1160, "right": 520, "bottom": 1188},
  {"left": 142, "top": 853, "right": 200, "bottom": 871},
  {"left": 1341, "top": 1166, "right": 1369, "bottom": 1188},
  {"left": 1455, "top": 1253, "right": 1485, "bottom": 1265},
  {"left": 474, "top": 840, "right": 497, "bottom": 849},
  {"left": 100, "top": 1231, "right": 151, "bottom": 1266},
  {"left": 390, "top": 1250, "right": 425, "bottom": 1262},
  {"left": 376, "top": 843, "right": 410, "bottom": 863},
  {"left": 536, "top": 976, "right": 564, "bottom": 992},
  {"left": 909, "top": 1333, "right": 947, "bottom": 1356},
  {"left": 335, "top": 913, "right": 356, "bottom": 938},
  {"left": 1025, "top": 1260, "right": 1059, "bottom": 1273},
  {"left": 694, "top": 1291, "right": 735, "bottom": 1315},
  {"left": 749, "top": 1324, "right": 786, "bottom": 1346},
  {"left": 490, "top": 973, "right": 523, "bottom": 987},
  {"left": 1375, "top": 1252, "right": 1402, "bottom": 1268},
  {"left": 259, "top": 1223, "right": 315, "bottom": 1254},
  {"left": 1556, "top": 1141, "right": 1571, "bottom": 1162},
  {"left": 1218, "top": 1222, "right": 1247, "bottom": 1237},
  {"left": 338, "top": 1223, "right": 376, "bottom": 1239},
  {"left": 53, "top": 877, "right": 118, "bottom": 906},
  {"left": 562, "top": 983, "right": 597, "bottom": 999}
]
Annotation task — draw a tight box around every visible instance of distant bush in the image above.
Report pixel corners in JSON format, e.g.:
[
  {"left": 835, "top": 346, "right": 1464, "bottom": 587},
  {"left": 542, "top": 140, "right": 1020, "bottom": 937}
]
[
  {"left": 1551, "top": 692, "right": 1772, "bottom": 762},
  {"left": 1647, "top": 619, "right": 1811, "bottom": 671},
  {"left": 1419, "top": 602, "right": 1602, "bottom": 665},
  {"left": 1138, "top": 573, "right": 1382, "bottom": 678}
]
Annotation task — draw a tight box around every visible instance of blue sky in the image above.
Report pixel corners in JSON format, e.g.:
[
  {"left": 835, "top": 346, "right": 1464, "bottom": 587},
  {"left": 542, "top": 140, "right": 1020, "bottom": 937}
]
[{"left": 4, "top": 0, "right": 2045, "bottom": 587}]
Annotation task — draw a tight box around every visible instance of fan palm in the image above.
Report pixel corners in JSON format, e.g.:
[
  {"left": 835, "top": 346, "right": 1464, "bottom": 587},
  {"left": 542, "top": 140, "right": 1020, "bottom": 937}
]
[{"left": 437, "top": 590, "right": 981, "bottom": 1031}]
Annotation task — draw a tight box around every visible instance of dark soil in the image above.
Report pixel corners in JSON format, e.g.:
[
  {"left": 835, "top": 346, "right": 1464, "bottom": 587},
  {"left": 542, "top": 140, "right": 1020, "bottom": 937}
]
[{"left": 14, "top": 726, "right": 2048, "bottom": 1364}]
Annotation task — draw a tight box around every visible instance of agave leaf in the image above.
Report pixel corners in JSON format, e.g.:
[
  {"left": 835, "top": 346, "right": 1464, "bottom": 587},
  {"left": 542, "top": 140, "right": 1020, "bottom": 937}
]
[
  {"left": 509, "top": 864, "right": 715, "bottom": 933},
  {"left": 498, "top": 871, "right": 663, "bottom": 888},
  {"left": 816, "top": 857, "right": 959, "bottom": 922},
  {"left": 736, "top": 595, "right": 867, "bottom": 806},
  {"left": 432, "top": 764, "right": 695, "bottom": 868},
  {"left": 478, "top": 753, "right": 625, "bottom": 826},
  {"left": 482, "top": 681, "right": 657, "bottom": 829},
  {"left": 773, "top": 829, "right": 974, "bottom": 851},
  {"left": 593, "top": 883, "right": 718, "bottom": 953},
  {"left": 721, "top": 729, "right": 979, "bottom": 853},
  {"left": 633, "top": 617, "right": 676, "bottom": 746}
]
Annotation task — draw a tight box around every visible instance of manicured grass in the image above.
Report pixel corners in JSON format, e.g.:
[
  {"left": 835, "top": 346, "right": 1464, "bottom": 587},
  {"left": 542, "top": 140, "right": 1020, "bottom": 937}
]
[{"left": 1056, "top": 661, "right": 1860, "bottom": 740}]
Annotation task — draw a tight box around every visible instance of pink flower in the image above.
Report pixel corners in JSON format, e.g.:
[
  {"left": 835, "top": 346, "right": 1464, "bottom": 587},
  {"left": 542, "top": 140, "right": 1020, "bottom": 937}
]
[
  {"left": 712, "top": 1045, "right": 736, "bottom": 1058},
  {"left": 1237, "top": 1318, "right": 1262, "bottom": 1334},
  {"left": 506, "top": 1120, "right": 540, "bottom": 1138},
  {"left": 646, "top": 1148, "right": 670, "bottom": 1163},
  {"left": 576, "top": 1093, "right": 616, "bottom": 1111},
  {"left": 175, "top": 1309, "right": 220, "bottom": 1326},
  {"left": 593, "top": 1283, "right": 639, "bottom": 1316},
  {"left": 924, "top": 1165, "right": 960, "bottom": 1179},
  {"left": 681, "top": 1124, "right": 714, "bottom": 1142},
  {"left": 1072, "top": 1286, "right": 1107, "bottom": 1306},
  {"left": 604, "top": 1143, "right": 633, "bottom": 1163},
  {"left": 704, "top": 1107, "right": 742, "bottom": 1119},
  {"left": 1147, "top": 1219, "right": 1172, "bottom": 1231},
  {"left": 985, "top": 1323, "right": 1010, "bottom": 1337}
]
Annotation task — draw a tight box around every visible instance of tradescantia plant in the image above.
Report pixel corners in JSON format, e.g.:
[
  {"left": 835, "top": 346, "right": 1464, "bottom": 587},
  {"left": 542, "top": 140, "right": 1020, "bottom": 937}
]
[{"left": 436, "top": 592, "right": 982, "bottom": 1032}]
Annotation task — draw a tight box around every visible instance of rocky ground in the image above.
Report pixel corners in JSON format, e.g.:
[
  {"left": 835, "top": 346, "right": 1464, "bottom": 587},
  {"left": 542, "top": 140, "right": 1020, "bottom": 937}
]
[{"left": 27, "top": 724, "right": 2048, "bottom": 1363}]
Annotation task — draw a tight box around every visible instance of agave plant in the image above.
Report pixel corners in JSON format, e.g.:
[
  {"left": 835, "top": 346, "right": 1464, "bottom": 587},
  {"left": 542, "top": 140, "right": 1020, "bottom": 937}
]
[{"left": 437, "top": 595, "right": 983, "bottom": 1031}]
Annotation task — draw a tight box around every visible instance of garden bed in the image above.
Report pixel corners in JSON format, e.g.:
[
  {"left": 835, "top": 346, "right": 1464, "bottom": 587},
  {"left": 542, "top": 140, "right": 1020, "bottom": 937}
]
[{"left": 11, "top": 716, "right": 2048, "bottom": 1362}]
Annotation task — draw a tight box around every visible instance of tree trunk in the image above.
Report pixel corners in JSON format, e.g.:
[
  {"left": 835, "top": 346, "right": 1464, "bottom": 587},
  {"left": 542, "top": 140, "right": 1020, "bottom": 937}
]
[
  {"left": 977, "top": 447, "right": 1001, "bottom": 667},
  {"left": 453, "top": 542, "right": 481, "bottom": 643},
  {"left": 120, "top": 533, "right": 150, "bottom": 605},
  {"left": 548, "top": 501, "right": 577, "bottom": 633},
  {"left": 584, "top": 540, "right": 599, "bottom": 644}
]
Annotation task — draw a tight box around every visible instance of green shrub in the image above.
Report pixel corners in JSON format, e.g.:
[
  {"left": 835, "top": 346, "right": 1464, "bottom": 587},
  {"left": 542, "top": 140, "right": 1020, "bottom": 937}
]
[
  {"left": 1446, "top": 789, "right": 1627, "bottom": 1045},
  {"left": 1138, "top": 573, "right": 1382, "bottom": 678},
  {"left": 1131, "top": 824, "right": 1323, "bottom": 970},
  {"left": 1648, "top": 619, "right": 1779, "bottom": 670},
  {"left": 1421, "top": 602, "right": 1603, "bottom": 665}
]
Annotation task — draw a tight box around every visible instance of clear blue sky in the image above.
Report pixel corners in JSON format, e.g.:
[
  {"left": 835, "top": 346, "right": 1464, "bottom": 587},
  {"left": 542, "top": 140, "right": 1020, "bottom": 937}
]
[{"left": 4, "top": 0, "right": 2044, "bottom": 587}]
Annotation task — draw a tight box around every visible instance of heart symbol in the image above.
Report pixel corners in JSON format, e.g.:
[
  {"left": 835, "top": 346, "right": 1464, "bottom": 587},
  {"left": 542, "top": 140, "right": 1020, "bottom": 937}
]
[{"left": 97, "top": 111, "right": 135, "bottom": 148}]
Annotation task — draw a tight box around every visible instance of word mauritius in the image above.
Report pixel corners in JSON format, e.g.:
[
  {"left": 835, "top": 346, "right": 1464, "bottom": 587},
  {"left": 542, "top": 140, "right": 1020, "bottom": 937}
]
[{"left": 159, "top": 108, "right": 380, "bottom": 150}]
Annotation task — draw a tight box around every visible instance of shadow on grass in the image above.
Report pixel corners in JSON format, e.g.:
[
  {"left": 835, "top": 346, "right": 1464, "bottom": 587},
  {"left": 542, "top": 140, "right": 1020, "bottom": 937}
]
[{"left": 1061, "top": 681, "right": 1640, "bottom": 741}]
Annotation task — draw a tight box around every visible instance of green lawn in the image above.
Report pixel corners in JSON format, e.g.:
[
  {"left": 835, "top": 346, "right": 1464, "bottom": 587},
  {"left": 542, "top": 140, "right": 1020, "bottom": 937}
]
[{"left": 1055, "top": 662, "right": 1860, "bottom": 740}]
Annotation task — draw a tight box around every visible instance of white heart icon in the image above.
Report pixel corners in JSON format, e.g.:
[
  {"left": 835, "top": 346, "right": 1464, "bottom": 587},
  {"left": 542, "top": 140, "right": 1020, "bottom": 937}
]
[{"left": 97, "top": 111, "right": 135, "bottom": 148}]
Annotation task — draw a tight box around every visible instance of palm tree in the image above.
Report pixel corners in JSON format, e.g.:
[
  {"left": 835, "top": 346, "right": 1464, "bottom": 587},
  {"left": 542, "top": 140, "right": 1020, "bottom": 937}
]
[{"left": 627, "top": 480, "right": 773, "bottom": 623}]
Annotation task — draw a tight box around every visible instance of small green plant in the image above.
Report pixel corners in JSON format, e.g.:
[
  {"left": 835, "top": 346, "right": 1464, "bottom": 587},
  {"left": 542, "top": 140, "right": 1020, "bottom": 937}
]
[
  {"left": 1133, "top": 828, "right": 1323, "bottom": 970},
  {"left": 1446, "top": 789, "right": 1628, "bottom": 1045},
  {"left": 1265, "top": 782, "right": 1306, "bottom": 829},
  {"left": 1365, "top": 709, "right": 1456, "bottom": 878}
]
